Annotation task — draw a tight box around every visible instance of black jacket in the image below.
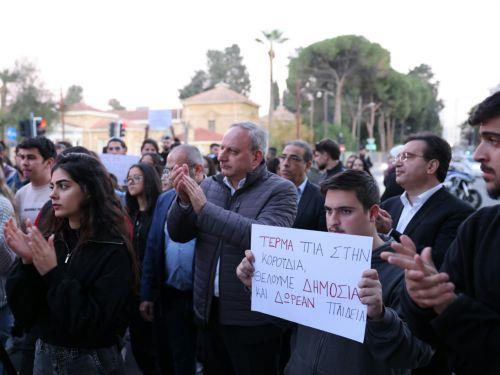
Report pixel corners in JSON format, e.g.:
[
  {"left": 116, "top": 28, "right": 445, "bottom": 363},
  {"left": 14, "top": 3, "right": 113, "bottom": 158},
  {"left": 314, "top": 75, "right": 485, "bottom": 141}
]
[
  {"left": 318, "top": 162, "right": 344, "bottom": 184},
  {"left": 294, "top": 181, "right": 326, "bottom": 232},
  {"left": 6, "top": 228, "right": 133, "bottom": 349},
  {"left": 401, "top": 205, "right": 500, "bottom": 374},
  {"left": 380, "top": 186, "right": 473, "bottom": 268},
  {"left": 167, "top": 162, "right": 297, "bottom": 326}
]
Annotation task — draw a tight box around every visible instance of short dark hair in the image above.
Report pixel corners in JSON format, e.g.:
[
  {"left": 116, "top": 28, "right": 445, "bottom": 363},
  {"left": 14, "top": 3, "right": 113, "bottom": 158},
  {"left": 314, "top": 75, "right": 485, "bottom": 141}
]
[
  {"left": 141, "top": 138, "right": 159, "bottom": 153},
  {"left": 404, "top": 132, "right": 451, "bottom": 182},
  {"left": 107, "top": 137, "right": 127, "bottom": 149},
  {"left": 315, "top": 138, "right": 340, "bottom": 161},
  {"left": 125, "top": 163, "right": 161, "bottom": 216},
  {"left": 18, "top": 136, "right": 56, "bottom": 160},
  {"left": 321, "top": 170, "right": 380, "bottom": 211},
  {"left": 209, "top": 143, "right": 220, "bottom": 149},
  {"left": 286, "top": 140, "right": 313, "bottom": 163},
  {"left": 468, "top": 91, "right": 500, "bottom": 126}
]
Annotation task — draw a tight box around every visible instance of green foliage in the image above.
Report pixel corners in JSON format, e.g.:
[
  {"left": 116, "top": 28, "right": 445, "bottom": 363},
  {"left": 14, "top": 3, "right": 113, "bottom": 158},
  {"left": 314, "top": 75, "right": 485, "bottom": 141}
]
[
  {"left": 64, "top": 85, "right": 84, "bottom": 107},
  {"left": 179, "top": 44, "right": 251, "bottom": 99},
  {"left": 108, "top": 98, "right": 125, "bottom": 110},
  {"left": 0, "top": 59, "right": 57, "bottom": 137},
  {"left": 272, "top": 82, "right": 280, "bottom": 109},
  {"left": 285, "top": 36, "right": 443, "bottom": 150}
]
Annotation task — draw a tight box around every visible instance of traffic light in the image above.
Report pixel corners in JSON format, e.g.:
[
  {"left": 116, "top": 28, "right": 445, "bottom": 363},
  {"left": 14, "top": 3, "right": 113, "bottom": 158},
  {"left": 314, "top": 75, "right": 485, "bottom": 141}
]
[
  {"left": 19, "top": 119, "right": 32, "bottom": 138},
  {"left": 109, "top": 122, "right": 117, "bottom": 137},
  {"left": 35, "top": 117, "right": 47, "bottom": 135},
  {"left": 119, "top": 121, "right": 126, "bottom": 137}
]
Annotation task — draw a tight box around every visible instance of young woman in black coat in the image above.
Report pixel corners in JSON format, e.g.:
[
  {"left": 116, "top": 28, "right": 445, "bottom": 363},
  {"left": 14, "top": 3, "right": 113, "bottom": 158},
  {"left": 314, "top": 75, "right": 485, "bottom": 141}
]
[{"left": 5, "top": 153, "right": 136, "bottom": 374}]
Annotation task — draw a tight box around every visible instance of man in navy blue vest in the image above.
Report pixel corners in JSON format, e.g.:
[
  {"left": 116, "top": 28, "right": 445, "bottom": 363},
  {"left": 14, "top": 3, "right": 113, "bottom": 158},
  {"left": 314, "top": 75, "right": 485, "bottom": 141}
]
[{"left": 140, "top": 144, "right": 205, "bottom": 375}]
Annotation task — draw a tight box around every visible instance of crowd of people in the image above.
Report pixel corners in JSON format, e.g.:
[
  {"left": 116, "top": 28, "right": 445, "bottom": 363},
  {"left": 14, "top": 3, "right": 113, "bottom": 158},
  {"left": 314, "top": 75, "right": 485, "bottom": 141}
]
[{"left": 0, "top": 91, "right": 497, "bottom": 374}]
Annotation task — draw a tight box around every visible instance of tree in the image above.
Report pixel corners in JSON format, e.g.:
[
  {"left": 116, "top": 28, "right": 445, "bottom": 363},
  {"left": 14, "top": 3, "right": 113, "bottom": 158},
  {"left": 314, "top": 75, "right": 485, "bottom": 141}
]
[
  {"left": 108, "top": 98, "right": 125, "bottom": 110},
  {"left": 288, "top": 35, "right": 390, "bottom": 126},
  {"left": 179, "top": 44, "right": 251, "bottom": 99},
  {"left": 64, "top": 85, "right": 83, "bottom": 107},
  {"left": 0, "top": 59, "right": 57, "bottom": 138},
  {"left": 256, "top": 30, "right": 288, "bottom": 128}
]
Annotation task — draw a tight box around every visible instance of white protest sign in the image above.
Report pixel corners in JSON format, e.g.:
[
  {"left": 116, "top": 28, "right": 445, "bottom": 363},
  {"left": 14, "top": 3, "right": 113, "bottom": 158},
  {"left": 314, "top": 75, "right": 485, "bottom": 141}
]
[
  {"left": 251, "top": 224, "right": 372, "bottom": 343},
  {"left": 99, "top": 154, "right": 140, "bottom": 186}
]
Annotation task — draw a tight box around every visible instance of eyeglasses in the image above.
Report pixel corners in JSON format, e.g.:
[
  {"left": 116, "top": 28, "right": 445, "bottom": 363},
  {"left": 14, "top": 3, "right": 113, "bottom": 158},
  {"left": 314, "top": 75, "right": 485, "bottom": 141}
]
[
  {"left": 108, "top": 147, "right": 123, "bottom": 151},
  {"left": 278, "top": 154, "right": 304, "bottom": 163},
  {"left": 162, "top": 167, "right": 170, "bottom": 176},
  {"left": 127, "top": 175, "right": 144, "bottom": 184},
  {"left": 395, "top": 152, "right": 427, "bottom": 163}
]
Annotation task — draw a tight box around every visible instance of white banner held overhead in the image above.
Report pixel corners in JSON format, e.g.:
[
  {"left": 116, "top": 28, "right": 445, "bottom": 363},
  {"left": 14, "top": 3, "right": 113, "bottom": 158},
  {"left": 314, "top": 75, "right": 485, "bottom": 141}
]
[{"left": 251, "top": 224, "right": 372, "bottom": 343}]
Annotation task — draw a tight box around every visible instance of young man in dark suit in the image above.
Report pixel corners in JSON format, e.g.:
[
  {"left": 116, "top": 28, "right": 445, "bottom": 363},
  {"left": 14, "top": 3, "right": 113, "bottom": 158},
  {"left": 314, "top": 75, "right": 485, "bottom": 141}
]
[
  {"left": 376, "top": 133, "right": 473, "bottom": 270},
  {"left": 279, "top": 140, "right": 327, "bottom": 232}
]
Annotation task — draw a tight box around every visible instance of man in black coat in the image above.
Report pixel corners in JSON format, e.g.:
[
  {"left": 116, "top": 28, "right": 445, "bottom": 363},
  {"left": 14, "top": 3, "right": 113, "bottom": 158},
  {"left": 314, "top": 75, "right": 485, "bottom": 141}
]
[
  {"left": 381, "top": 91, "right": 500, "bottom": 374},
  {"left": 376, "top": 133, "right": 473, "bottom": 269},
  {"left": 279, "top": 140, "right": 327, "bottom": 232}
]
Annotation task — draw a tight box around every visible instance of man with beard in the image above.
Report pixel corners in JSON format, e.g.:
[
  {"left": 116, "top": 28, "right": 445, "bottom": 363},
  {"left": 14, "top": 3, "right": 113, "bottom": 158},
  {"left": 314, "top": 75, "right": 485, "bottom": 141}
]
[
  {"left": 381, "top": 91, "right": 500, "bottom": 373},
  {"left": 314, "top": 138, "right": 344, "bottom": 183}
]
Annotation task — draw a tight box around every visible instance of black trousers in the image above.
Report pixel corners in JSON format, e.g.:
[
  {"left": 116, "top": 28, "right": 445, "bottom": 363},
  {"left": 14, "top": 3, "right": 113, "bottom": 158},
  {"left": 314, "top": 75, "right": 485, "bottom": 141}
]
[
  {"left": 155, "top": 286, "right": 197, "bottom": 375},
  {"left": 129, "top": 296, "right": 162, "bottom": 375},
  {"left": 200, "top": 298, "right": 282, "bottom": 375}
]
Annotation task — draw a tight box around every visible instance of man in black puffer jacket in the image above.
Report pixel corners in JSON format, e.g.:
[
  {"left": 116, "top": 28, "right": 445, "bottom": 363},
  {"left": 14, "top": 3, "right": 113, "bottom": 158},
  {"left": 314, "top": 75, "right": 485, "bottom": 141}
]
[{"left": 168, "top": 122, "right": 297, "bottom": 375}]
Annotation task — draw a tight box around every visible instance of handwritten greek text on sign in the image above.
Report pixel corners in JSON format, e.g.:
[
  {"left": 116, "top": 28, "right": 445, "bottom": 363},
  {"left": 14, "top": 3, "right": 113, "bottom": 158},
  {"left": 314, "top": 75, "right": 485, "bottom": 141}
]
[{"left": 251, "top": 224, "right": 372, "bottom": 343}]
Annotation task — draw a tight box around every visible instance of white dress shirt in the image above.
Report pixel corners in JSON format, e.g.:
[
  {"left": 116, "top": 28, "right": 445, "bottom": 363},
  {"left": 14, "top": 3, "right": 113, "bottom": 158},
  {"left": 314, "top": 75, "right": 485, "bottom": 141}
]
[{"left": 395, "top": 184, "right": 443, "bottom": 234}]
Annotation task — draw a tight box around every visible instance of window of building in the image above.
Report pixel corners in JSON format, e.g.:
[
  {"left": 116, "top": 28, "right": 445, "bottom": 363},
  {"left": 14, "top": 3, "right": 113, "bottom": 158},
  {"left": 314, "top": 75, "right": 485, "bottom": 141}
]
[{"left": 208, "top": 120, "right": 216, "bottom": 132}]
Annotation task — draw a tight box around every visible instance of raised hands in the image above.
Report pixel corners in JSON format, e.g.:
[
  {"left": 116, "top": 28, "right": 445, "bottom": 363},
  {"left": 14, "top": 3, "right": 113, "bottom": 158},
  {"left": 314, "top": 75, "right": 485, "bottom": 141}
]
[
  {"left": 170, "top": 164, "right": 207, "bottom": 214},
  {"left": 27, "top": 226, "right": 57, "bottom": 276},
  {"left": 380, "top": 235, "right": 456, "bottom": 314},
  {"left": 5, "top": 218, "right": 32, "bottom": 262}
]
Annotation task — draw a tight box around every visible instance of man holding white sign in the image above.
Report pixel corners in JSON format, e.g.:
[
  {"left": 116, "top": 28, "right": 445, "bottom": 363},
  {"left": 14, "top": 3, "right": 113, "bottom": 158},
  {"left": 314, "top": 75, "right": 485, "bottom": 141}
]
[{"left": 237, "top": 170, "right": 433, "bottom": 374}]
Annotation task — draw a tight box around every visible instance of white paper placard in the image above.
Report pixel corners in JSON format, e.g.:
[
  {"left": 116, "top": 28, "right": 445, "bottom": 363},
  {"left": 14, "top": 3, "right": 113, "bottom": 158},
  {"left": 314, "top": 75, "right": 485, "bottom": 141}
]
[{"left": 251, "top": 224, "right": 372, "bottom": 343}]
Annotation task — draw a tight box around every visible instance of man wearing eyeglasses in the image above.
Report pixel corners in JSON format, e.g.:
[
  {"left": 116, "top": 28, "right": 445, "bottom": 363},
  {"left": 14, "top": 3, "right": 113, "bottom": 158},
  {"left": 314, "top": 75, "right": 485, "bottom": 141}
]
[
  {"left": 279, "top": 140, "right": 327, "bottom": 232},
  {"left": 380, "top": 87, "right": 500, "bottom": 374},
  {"left": 376, "top": 133, "right": 473, "bottom": 269}
]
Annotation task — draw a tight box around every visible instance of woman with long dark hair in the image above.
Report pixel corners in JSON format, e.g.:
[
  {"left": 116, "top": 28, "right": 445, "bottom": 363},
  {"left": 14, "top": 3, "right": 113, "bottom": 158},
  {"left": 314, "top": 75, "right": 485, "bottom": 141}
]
[
  {"left": 125, "top": 163, "right": 162, "bottom": 374},
  {"left": 5, "top": 153, "right": 136, "bottom": 374}
]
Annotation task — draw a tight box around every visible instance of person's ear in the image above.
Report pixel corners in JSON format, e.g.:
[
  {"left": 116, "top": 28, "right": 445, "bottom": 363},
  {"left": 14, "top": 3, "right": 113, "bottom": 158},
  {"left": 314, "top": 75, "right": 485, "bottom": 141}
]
[
  {"left": 305, "top": 160, "right": 312, "bottom": 170},
  {"left": 427, "top": 159, "right": 439, "bottom": 176},
  {"left": 253, "top": 150, "right": 264, "bottom": 166},
  {"left": 369, "top": 204, "right": 379, "bottom": 223}
]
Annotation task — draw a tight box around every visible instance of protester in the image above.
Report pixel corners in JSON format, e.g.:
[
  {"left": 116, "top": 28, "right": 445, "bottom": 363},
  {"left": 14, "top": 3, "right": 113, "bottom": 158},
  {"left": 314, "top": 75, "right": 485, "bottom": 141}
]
[
  {"left": 207, "top": 143, "right": 220, "bottom": 171},
  {"left": 237, "top": 170, "right": 433, "bottom": 374},
  {"left": 381, "top": 91, "right": 500, "bottom": 373},
  {"left": 279, "top": 140, "right": 326, "bottom": 231},
  {"left": 167, "top": 122, "right": 297, "bottom": 375},
  {"left": 140, "top": 152, "right": 164, "bottom": 178},
  {"left": 359, "top": 145, "right": 373, "bottom": 172},
  {"left": 7, "top": 145, "right": 29, "bottom": 193},
  {"left": 160, "top": 136, "right": 173, "bottom": 161},
  {"left": 15, "top": 137, "right": 56, "bottom": 231},
  {"left": 203, "top": 155, "right": 217, "bottom": 177},
  {"left": 381, "top": 145, "right": 405, "bottom": 202},
  {"left": 125, "top": 163, "right": 162, "bottom": 375},
  {"left": 161, "top": 167, "right": 172, "bottom": 192},
  {"left": 0, "top": 168, "right": 16, "bottom": 365},
  {"left": 54, "top": 141, "right": 72, "bottom": 155},
  {"left": 348, "top": 156, "right": 372, "bottom": 176},
  {"left": 107, "top": 137, "right": 128, "bottom": 155},
  {"left": 376, "top": 133, "right": 473, "bottom": 269},
  {"left": 141, "top": 139, "right": 160, "bottom": 155},
  {"left": 141, "top": 145, "right": 205, "bottom": 375},
  {"left": 314, "top": 138, "right": 344, "bottom": 182},
  {"left": 345, "top": 154, "right": 358, "bottom": 169},
  {"left": 5, "top": 153, "right": 135, "bottom": 374}
]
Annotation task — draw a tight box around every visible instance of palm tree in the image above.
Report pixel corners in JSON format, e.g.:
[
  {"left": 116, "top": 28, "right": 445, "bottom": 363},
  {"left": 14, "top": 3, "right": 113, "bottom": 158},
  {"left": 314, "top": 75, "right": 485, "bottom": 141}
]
[{"left": 256, "top": 30, "right": 288, "bottom": 129}]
